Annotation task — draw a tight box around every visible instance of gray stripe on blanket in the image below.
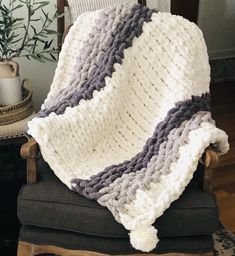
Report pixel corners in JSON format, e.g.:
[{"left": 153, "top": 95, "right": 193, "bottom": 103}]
[
  {"left": 41, "top": 4, "right": 119, "bottom": 111},
  {"left": 97, "top": 111, "right": 214, "bottom": 222},
  {"left": 39, "top": 4, "right": 154, "bottom": 117},
  {"left": 71, "top": 93, "right": 210, "bottom": 200}
]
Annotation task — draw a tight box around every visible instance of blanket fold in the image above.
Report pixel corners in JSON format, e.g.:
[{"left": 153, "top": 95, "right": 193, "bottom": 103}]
[{"left": 28, "top": 3, "right": 229, "bottom": 252}]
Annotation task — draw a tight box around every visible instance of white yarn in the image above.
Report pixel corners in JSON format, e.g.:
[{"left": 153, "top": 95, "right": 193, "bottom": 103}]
[
  {"left": 129, "top": 226, "right": 159, "bottom": 252},
  {"left": 42, "top": 10, "right": 102, "bottom": 110},
  {"left": 120, "top": 123, "right": 228, "bottom": 251}
]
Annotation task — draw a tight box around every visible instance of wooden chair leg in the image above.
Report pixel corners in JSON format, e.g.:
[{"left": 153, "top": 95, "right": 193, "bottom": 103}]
[
  {"left": 17, "top": 241, "right": 34, "bottom": 256},
  {"left": 16, "top": 241, "right": 214, "bottom": 256}
]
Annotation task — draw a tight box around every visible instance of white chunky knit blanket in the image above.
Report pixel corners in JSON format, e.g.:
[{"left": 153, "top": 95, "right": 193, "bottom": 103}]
[{"left": 28, "top": 4, "right": 229, "bottom": 252}]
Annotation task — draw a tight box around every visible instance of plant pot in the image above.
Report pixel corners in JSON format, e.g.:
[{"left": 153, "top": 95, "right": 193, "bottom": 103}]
[
  {"left": 0, "top": 60, "right": 19, "bottom": 78},
  {"left": 0, "top": 79, "right": 33, "bottom": 125},
  {"left": 0, "top": 61, "right": 22, "bottom": 106},
  {"left": 0, "top": 77, "right": 22, "bottom": 106}
]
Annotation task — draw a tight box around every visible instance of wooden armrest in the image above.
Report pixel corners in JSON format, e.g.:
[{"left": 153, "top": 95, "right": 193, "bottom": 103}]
[
  {"left": 203, "top": 149, "right": 220, "bottom": 192},
  {"left": 21, "top": 138, "right": 39, "bottom": 184},
  {"left": 204, "top": 149, "right": 220, "bottom": 168},
  {"left": 20, "top": 138, "right": 220, "bottom": 191},
  {"left": 21, "top": 138, "right": 39, "bottom": 159}
]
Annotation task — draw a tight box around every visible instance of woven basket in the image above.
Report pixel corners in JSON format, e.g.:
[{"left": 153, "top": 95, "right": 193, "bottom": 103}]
[{"left": 0, "top": 79, "right": 33, "bottom": 125}]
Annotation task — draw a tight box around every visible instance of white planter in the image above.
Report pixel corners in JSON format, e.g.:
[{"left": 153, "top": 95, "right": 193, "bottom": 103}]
[{"left": 0, "top": 76, "right": 22, "bottom": 106}]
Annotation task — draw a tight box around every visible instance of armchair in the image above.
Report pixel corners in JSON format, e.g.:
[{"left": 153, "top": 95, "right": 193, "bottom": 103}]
[
  {"left": 17, "top": 143, "right": 220, "bottom": 256},
  {"left": 17, "top": 1, "right": 222, "bottom": 256}
]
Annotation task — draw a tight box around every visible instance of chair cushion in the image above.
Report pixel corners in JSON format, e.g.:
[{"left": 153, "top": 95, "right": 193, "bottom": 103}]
[
  {"left": 17, "top": 160, "right": 219, "bottom": 238},
  {"left": 19, "top": 225, "right": 214, "bottom": 254}
]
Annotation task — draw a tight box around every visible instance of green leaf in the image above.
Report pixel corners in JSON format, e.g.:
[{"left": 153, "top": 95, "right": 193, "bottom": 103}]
[
  {"left": 1, "top": 5, "right": 9, "bottom": 13},
  {"left": 6, "top": 34, "right": 16, "bottom": 43},
  {"left": 40, "top": 54, "right": 54, "bottom": 62},
  {"left": 0, "top": 6, "right": 6, "bottom": 12},
  {"left": 29, "top": 6, "right": 34, "bottom": 15},
  {"left": 33, "top": 2, "right": 49, "bottom": 12},
  {"left": 32, "top": 36, "right": 45, "bottom": 43},
  {"left": 31, "top": 18, "right": 40, "bottom": 22},
  {"left": 9, "top": 0, "right": 18, "bottom": 4},
  {"left": 34, "top": 1, "right": 50, "bottom": 5},
  {"left": 15, "top": 18, "right": 24, "bottom": 21},
  {"left": 41, "top": 8, "right": 48, "bottom": 19},
  {"left": 44, "top": 29, "right": 58, "bottom": 35},
  {"left": 11, "top": 25, "right": 24, "bottom": 31},
  {"left": 37, "top": 33, "right": 47, "bottom": 38},
  {"left": 11, "top": 4, "right": 24, "bottom": 12},
  {"left": 55, "top": 12, "right": 65, "bottom": 18},
  {"left": 11, "top": 37, "right": 22, "bottom": 44},
  {"left": 43, "top": 39, "right": 53, "bottom": 49},
  {"left": 24, "top": 43, "right": 37, "bottom": 47},
  {"left": 31, "top": 54, "right": 44, "bottom": 62},
  {"left": 50, "top": 53, "right": 57, "bottom": 61},
  {"left": 31, "top": 25, "right": 37, "bottom": 34}
]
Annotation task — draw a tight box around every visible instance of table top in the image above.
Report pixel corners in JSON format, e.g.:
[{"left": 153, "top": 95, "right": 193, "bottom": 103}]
[{"left": 0, "top": 112, "right": 35, "bottom": 145}]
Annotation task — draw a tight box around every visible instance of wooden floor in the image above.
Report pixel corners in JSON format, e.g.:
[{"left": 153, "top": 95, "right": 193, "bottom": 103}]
[{"left": 211, "top": 81, "right": 235, "bottom": 233}]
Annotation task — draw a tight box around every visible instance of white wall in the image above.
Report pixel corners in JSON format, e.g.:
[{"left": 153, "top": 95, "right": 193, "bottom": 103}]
[
  {"left": 198, "top": 0, "right": 235, "bottom": 59},
  {"left": 18, "top": 58, "right": 57, "bottom": 111},
  {"left": 147, "top": 0, "right": 170, "bottom": 11}
]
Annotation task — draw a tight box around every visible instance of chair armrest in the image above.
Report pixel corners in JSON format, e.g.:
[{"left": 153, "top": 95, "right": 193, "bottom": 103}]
[
  {"left": 203, "top": 149, "right": 220, "bottom": 192},
  {"left": 21, "top": 138, "right": 39, "bottom": 184},
  {"left": 20, "top": 138, "right": 220, "bottom": 190}
]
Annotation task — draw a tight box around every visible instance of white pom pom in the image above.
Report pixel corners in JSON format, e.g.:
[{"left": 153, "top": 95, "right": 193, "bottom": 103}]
[{"left": 129, "top": 226, "right": 159, "bottom": 252}]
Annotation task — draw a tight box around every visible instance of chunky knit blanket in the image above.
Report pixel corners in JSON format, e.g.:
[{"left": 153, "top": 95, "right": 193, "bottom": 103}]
[{"left": 28, "top": 3, "right": 229, "bottom": 252}]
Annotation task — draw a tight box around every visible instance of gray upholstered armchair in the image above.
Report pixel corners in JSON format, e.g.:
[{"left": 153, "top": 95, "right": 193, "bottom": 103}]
[
  {"left": 17, "top": 1, "right": 221, "bottom": 256},
  {"left": 17, "top": 140, "right": 220, "bottom": 256}
]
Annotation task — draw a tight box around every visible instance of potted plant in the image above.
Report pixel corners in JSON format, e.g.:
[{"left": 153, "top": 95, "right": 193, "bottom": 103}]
[{"left": 0, "top": 0, "right": 60, "bottom": 106}]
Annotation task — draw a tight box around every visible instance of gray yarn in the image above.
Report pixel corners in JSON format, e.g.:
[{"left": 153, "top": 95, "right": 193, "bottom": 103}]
[
  {"left": 71, "top": 93, "right": 210, "bottom": 199},
  {"left": 39, "top": 5, "right": 123, "bottom": 116},
  {"left": 39, "top": 4, "right": 154, "bottom": 117},
  {"left": 97, "top": 111, "right": 214, "bottom": 222},
  {"left": 41, "top": 6, "right": 117, "bottom": 111}
]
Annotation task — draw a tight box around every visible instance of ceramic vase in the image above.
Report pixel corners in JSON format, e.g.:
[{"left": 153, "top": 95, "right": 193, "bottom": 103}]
[{"left": 0, "top": 60, "right": 22, "bottom": 106}]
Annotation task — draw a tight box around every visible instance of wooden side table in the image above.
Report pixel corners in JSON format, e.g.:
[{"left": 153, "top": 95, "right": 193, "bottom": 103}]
[
  {"left": 0, "top": 113, "right": 35, "bottom": 255},
  {"left": 0, "top": 112, "right": 36, "bottom": 143},
  {"left": 0, "top": 139, "right": 27, "bottom": 255}
]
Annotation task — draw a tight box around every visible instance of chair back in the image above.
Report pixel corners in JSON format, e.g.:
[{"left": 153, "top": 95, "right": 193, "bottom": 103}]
[
  {"left": 57, "top": 0, "right": 146, "bottom": 47},
  {"left": 57, "top": 0, "right": 199, "bottom": 47}
]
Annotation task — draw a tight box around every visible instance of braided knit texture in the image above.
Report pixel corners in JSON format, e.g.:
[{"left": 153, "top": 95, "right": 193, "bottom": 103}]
[{"left": 28, "top": 3, "right": 229, "bottom": 252}]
